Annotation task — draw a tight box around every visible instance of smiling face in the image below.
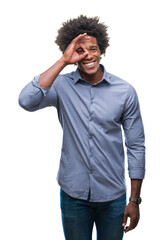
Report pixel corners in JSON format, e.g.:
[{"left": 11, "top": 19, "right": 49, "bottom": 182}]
[{"left": 76, "top": 36, "right": 103, "bottom": 83}]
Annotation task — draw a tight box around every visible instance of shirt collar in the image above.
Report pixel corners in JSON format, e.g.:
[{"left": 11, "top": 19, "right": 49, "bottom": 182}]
[{"left": 73, "top": 64, "right": 112, "bottom": 85}]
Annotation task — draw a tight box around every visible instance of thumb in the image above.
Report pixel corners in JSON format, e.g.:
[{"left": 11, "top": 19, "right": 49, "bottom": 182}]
[{"left": 122, "top": 213, "right": 128, "bottom": 227}]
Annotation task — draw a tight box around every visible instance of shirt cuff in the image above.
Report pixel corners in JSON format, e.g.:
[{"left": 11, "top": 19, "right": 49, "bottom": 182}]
[{"left": 129, "top": 169, "right": 145, "bottom": 179}]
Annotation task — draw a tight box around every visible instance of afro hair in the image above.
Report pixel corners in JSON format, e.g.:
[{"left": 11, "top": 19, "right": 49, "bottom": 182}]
[{"left": 55, "top": 15, "right": 109, "bottom": 55}]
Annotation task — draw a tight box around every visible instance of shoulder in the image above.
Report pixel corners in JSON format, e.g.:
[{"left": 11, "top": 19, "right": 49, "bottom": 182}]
[
  {"left": 102, "top": 65, "right": 130, "bottom": 89},
  {"left": 109, "top": 72, "right": 131, "bottom": 88},
  {"left": 107, "top": 70, "right": 137, "bottom": 94}
]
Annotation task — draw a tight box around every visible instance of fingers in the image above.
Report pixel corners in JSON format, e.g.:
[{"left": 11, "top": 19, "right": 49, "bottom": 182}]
[
  {"left": 123, "top": 217, "right": 139, "bottom": 233},
  {"left": 66, "top": 33, "right": 89, "bottom": 55},
  {"left": 76, "top": 42, "right": 88, "bottom": 58},
  {"left": 71, "top": 33, "right": 89, "bottom": 44},
  {"left": 76, "top": 42, "right": 87, "bottom": 52},
  {"left": 77, "top": 51, "right": 88, "bottom": 61},
  {"left": 71, "top": 33, "right": 90, "bottom": 51},
  {"left": 62, "top": 33, "right": 90, "bottom": 64}
]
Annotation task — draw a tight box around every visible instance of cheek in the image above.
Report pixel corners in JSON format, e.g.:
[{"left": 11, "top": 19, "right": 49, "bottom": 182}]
[
  {"left": 96, "top": 52, "right": 101, "bottom": 60},
  {"left": 77, "top": 62, "right": 84, "bottom": 70},
  {"left": 96, "top": 55, "right": 101, "bottom": 64}
]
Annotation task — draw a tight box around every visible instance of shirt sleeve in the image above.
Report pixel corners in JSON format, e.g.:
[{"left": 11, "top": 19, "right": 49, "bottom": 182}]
[
  {"left": 122, "top": 85, "right": 145, "bottom": 179},
  {"left": 18, "top": 75, "right": 59, "bottom": 111}
]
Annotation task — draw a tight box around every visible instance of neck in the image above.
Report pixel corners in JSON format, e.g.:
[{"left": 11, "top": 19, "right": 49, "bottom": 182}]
[{"left": 79, "top": 66, "right": 103, "bottom": 85}]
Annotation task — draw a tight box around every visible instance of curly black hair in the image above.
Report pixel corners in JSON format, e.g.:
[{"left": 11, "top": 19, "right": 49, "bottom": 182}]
[{"left": 55, "top": 15, "right": 109, "bottom": 55}]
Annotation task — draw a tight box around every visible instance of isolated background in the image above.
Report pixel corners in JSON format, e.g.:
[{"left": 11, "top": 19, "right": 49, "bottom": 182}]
[{"left": 0, "top": 0, "right": 163, "bottom": 239}]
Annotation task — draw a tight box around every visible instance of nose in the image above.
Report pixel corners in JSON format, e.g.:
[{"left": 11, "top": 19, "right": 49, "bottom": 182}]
[{"left": 85, "top": 50, "right": 93, "bottom": 60}]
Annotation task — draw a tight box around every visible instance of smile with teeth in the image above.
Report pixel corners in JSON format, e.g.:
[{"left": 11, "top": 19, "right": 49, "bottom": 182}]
[{"left": 84, "top": 61, "right": 95, "bottom": 67}]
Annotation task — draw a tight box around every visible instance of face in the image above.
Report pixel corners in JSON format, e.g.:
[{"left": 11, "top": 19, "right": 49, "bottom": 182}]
[{"left": 76, "top": 36, "right": 101, "bottom": 78}]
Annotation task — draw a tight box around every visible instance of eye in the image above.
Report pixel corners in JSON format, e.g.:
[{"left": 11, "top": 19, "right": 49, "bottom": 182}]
[
  {"left": 77, "top": 48, "right": 84, "bottom": 54},
  {"left": 91, "top": 48, "right": 97, "bottom": 52}
]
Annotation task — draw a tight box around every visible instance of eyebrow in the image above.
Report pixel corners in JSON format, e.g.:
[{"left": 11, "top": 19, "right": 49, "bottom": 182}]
[{"left": 89, "top": 45, "right": 98, "bottom": 48}]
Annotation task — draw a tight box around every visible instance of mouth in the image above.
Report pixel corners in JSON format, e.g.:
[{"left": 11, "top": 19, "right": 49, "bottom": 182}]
[{"left": 83, "top": 61, "right": 96, "bottom": 67}]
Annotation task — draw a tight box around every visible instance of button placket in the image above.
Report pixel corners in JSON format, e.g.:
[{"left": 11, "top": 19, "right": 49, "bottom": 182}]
[{"left": 88, "top": 86, "right": 95, "bottom": 175}]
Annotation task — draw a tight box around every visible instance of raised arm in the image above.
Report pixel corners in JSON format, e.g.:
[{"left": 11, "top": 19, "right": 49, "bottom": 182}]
[
  {"left": 38, "top": 33, "right": 89, "bottom": 88},
  {"left": 19, "top": 33, "right": 89, "bottom": 111}
]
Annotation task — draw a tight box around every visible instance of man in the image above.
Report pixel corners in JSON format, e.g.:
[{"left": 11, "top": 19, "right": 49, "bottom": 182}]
[{"left": 19, "top": 15, "right": 145, "bottom": 240}]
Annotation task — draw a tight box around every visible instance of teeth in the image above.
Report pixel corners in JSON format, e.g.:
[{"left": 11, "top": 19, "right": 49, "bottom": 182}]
[{"left": 85, "top": 62, "right": 94, "bottom": 66}]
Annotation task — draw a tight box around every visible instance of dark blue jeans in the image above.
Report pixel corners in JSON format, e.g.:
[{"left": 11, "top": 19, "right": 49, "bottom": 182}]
[{"left": 60, "top": 189, "right": 126, "bottom": 240}]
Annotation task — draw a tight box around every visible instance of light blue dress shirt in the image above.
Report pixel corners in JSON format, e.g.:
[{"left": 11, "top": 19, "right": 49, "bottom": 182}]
[{"left": 19, "top": 65, "right": 145, "bottom": 202}]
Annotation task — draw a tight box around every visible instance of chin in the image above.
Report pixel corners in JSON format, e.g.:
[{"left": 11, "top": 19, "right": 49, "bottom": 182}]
[{"left": 85, "top": 69, "right": 98, "bottom": 75}]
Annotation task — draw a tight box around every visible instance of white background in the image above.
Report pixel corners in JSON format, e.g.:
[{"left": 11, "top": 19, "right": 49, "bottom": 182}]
[{"left": 0, "top": 0, "right": 163, "bottom": 239}]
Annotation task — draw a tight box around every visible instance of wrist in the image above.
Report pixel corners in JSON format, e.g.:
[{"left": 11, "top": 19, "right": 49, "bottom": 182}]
[
  {"left": 59, "top": 57, "right": 68, "bottom": 67},
  {"left": 129, "top": 197, "right": 142, "bottom": 205}
]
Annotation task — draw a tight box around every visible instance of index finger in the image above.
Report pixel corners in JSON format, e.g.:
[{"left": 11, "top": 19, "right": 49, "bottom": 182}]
[{"left": 71, "top": 33, "right": 90, "bottom": 44}]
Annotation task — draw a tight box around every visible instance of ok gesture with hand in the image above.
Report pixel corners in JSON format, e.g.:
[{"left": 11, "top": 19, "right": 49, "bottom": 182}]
[{"left": 61, "top": 33, "right": 89, "bottom": 65}]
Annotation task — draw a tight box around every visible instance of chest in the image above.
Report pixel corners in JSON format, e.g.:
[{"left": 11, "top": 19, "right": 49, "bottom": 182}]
[{"left": 58, "top": 82, "right": 125, "bottom": 125}]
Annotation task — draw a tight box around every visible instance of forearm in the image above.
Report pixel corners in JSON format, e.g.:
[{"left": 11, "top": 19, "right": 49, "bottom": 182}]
[
  {"left": 38, "top": 57, "right": 67, "bottom": 88},
  {"left": 130, "top": 179, "right": 143, "bottom": 198}
]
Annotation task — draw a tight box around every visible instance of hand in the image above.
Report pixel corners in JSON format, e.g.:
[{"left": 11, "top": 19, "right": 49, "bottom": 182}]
[
  {"left": 122, "top": 202, "right": 140, "bottom": 233},
  {"left": 61, "top": 33, "right": 89, "bottom": 65}
]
